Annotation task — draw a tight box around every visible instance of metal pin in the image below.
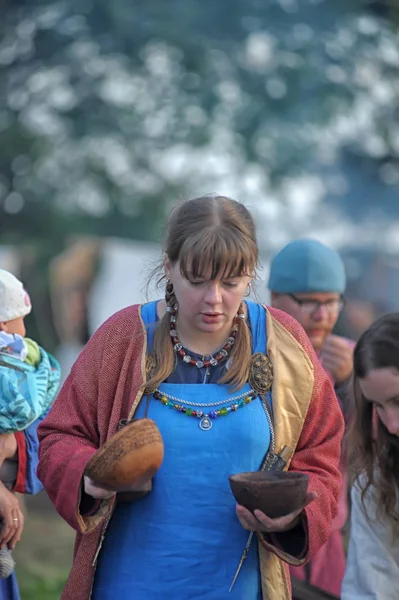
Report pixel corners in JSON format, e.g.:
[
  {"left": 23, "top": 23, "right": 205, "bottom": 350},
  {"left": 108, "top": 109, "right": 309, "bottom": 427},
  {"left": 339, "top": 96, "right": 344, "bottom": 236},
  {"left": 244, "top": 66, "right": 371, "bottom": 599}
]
[{"left": 229, "top": 532, "right": 253, "bottom": 592}]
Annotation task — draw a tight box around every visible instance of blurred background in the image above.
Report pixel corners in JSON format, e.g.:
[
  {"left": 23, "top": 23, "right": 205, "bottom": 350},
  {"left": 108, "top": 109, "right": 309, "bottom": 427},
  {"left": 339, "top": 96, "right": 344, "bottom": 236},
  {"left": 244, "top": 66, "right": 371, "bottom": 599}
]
[{"left": 2, "top": 0, "right": 399, "bottom": 597}]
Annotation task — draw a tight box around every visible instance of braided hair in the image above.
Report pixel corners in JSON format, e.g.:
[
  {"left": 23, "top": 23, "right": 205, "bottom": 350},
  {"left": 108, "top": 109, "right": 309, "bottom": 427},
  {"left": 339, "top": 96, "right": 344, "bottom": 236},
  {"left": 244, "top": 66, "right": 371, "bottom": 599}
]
[{"left": 146, "top": 194, "right": 258, "bottom": 391}]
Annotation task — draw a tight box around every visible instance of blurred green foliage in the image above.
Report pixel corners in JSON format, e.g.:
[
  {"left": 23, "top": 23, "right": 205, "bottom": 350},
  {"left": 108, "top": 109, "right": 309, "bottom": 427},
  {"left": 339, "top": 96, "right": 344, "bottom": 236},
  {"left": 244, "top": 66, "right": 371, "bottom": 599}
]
[
  {"left": 2, "top": 0, "right": 399, "bottom": 249},
  {"left": 17, "top": 571, "right": 66, "bottom": 600}
]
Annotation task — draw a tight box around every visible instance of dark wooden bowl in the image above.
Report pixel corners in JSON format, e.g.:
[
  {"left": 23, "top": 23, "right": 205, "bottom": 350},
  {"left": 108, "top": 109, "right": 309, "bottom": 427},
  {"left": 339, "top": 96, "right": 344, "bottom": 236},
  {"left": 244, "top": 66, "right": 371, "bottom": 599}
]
[
  {"left": 229, "top": 471, "right": 309, "bottom": 519},
  {"left": 85, "top": 418, "right": 164, "bottom": 492}
]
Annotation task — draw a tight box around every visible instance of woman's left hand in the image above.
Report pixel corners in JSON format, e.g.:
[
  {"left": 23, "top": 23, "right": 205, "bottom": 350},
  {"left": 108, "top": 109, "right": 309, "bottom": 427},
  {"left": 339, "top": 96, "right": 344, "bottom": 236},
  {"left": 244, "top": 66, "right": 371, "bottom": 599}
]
[
  {"left": 0, "top": 481, "right": 24, "bottom": 550},
  {"left": 236, "top": 491, "right": 317, "bottom": 533}
]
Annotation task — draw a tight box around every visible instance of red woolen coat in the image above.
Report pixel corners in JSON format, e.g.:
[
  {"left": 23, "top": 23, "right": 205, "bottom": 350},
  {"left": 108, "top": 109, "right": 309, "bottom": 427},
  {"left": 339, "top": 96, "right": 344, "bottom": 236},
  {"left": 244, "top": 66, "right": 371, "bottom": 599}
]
[{"left": 37, "top": 304, "right": 344, "bottom": 600}]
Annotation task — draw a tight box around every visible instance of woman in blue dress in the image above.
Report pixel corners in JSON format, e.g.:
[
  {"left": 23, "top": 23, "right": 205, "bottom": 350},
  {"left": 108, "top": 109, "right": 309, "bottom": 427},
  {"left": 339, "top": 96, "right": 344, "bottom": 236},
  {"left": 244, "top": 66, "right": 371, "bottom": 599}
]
[{"left": 38, "top": 194, "right": 344, "bottom": 600}]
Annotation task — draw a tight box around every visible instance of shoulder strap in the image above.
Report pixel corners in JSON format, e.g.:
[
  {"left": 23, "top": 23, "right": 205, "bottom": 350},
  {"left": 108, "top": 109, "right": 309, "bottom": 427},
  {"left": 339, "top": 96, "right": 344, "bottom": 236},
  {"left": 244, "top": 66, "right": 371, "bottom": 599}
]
[
  {"left": 140, "top": 301, "right": 158, "bottom": 353},
  {"left": 245, "top": 300, "right": 267, "bottom": 354},
  {"left": 245, "top": 301, "right": 273, "bottom": 421}
]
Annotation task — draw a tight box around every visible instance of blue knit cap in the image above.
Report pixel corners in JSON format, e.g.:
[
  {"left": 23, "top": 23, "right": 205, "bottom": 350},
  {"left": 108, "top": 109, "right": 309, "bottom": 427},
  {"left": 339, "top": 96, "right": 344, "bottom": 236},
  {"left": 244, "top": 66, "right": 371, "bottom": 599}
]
[{"left": 268, "top": 239, "right": 346, "bottom": 294}]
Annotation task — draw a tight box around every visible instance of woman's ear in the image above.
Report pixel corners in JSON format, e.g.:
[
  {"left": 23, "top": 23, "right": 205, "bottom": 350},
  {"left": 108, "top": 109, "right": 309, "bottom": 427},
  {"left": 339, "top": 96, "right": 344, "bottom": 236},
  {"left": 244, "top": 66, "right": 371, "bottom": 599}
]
[{"left": 0, "top": 322, "right": 8, "bottom": 333}]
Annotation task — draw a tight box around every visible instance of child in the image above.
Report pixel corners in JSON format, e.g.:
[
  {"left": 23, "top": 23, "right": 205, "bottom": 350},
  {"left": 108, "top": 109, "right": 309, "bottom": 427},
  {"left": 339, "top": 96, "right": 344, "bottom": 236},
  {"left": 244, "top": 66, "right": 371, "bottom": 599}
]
[{"left": 0, "top": 269, "right": 61, "bottom": 583}]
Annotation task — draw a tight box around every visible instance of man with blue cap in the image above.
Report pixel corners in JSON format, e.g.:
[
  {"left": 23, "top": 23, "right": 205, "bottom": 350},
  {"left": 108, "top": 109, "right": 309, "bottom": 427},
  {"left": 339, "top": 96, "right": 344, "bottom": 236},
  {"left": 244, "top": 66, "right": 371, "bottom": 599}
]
[
  {"left": 268, "top": 238, "right": 353, "bottom": 597},
  {"left": 268, "top": 238, "right": 352, "bottom": 386}
]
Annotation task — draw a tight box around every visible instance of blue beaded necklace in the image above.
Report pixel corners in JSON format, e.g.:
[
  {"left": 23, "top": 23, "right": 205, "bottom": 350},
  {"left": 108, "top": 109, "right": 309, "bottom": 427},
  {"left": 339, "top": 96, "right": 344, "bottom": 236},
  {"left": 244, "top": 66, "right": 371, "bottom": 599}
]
[{"left": 153, "top": 388, "right": 256, "bottom": 431}]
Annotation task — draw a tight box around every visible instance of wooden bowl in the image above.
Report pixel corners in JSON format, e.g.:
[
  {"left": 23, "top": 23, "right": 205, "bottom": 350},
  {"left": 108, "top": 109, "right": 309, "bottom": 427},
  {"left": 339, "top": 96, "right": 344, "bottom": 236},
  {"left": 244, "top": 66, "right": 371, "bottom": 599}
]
[
  {"left": 85, "top": 418, "right": 164, "bottom": 492},
  {"left": 229, "top": 471, "right": 309, "bottom": 519}
]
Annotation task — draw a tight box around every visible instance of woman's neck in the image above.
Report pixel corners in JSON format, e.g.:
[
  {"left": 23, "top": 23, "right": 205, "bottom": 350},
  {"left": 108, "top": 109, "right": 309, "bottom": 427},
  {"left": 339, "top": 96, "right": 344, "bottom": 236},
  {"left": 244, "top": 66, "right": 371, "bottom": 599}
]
[
  {"left": 157, "top": 300, "right": 237, "bottom": 356},
  {"left": 176, "top": 320, "right": 233, "bottom": 356}
]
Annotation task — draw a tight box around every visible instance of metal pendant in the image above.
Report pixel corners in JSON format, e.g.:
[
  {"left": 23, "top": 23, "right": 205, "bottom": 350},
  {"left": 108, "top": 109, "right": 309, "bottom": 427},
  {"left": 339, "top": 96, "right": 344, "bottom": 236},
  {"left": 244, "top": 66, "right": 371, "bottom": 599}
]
[{"left": 199, "top": 416, "right": 212, "bottom": 431}]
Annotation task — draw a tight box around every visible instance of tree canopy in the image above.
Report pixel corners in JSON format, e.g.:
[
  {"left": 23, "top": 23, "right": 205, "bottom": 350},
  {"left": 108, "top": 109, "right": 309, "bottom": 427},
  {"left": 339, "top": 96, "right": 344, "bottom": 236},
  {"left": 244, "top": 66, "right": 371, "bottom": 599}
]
[{"left": 1, "top": 0, "right": 399, "bottom": 249}]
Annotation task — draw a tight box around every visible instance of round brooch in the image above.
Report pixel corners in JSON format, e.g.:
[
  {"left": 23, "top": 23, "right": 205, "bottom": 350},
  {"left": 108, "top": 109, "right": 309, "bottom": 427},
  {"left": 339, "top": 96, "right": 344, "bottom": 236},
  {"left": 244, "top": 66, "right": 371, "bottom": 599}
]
[{"left": 248, "top": 352, "right": 273, "bottom": 396}]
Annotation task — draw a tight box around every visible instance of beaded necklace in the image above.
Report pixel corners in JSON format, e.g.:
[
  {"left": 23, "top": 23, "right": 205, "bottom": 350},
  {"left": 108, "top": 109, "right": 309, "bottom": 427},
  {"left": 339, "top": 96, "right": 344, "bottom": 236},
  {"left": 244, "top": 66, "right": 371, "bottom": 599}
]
[
  {"left": 167, "top": 305, "right": 243, "bottom": 369},
  {"left": 153, "top": 388, "right": 256, "bottom": 431}
]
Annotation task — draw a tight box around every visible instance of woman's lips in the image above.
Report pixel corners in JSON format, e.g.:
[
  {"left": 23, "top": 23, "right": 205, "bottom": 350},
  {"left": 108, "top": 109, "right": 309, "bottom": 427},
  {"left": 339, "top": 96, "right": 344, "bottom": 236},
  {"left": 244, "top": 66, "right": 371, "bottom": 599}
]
[{"left": 201, "top": 313, "right": 223, "bottom": 324}]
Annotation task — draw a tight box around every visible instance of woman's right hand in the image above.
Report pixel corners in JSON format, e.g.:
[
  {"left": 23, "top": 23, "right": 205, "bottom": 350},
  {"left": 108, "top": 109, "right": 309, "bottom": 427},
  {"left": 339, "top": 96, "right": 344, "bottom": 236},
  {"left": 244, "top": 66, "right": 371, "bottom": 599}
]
[
  {"left": 83, "top": 476, "right": 116, "bottom": 500},
  {"left": 83, "top": 476, "right": 152, "bottom": 500},
  {"left": 0, "top": 481, "right": 24, "bottom": 550}
]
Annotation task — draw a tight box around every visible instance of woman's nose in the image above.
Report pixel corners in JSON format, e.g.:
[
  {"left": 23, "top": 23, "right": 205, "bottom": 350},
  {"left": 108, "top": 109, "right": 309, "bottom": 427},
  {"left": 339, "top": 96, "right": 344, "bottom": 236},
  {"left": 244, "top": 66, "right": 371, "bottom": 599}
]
[{"left": 204, "top": 282, "right": 222, "bottom": 304}]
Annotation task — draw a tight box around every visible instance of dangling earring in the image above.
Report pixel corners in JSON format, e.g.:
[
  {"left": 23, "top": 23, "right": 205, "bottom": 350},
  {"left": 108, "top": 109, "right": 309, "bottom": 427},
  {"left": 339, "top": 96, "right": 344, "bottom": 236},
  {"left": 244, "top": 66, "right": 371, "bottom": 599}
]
[
  {"left": 244, "top": 282, "right": 252, "bottom": 298},
  {"left": 165, "top": 279, "right": 175, "bottom": 308}
]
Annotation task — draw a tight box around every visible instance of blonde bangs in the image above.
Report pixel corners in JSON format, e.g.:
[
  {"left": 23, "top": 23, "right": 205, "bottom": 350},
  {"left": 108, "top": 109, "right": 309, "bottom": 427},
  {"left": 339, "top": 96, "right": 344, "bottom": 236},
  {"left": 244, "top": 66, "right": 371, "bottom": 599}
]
[{"left": 179, "top": 227, "right": 257, "bottom": 281}]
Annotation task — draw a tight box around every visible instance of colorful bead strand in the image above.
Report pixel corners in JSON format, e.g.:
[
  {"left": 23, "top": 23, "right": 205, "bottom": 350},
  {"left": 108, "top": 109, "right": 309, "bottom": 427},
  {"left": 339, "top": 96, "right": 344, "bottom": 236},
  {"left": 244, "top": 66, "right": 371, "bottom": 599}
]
[{"left": 153, "top": 389, "right": 256, "bottom": 431}]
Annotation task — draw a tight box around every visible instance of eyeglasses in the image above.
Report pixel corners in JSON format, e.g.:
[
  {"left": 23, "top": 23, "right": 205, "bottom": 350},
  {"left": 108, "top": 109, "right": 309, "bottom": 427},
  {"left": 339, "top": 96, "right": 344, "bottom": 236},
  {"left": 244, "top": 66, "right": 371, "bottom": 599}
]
[{"left": 287, "top": 294, "right": 345, "bottom": 316}]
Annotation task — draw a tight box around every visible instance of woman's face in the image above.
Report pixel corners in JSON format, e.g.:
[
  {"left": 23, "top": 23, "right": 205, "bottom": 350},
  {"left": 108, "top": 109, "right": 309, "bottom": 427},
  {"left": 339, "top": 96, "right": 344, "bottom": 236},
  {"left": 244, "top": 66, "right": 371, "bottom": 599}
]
[
  {"left": 359, "top": 367, "right": 399, "bottom": 436},
  {"left": 166, "top": 260, "right": 251, "bottom": 336}
]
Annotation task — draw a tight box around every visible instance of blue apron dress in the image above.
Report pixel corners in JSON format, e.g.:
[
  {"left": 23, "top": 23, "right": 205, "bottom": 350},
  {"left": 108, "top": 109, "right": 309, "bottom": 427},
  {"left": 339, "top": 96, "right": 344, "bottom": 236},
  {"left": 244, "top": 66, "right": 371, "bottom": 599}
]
[{"left": 93, "top": 301, "right": 271, "bottom": 600}]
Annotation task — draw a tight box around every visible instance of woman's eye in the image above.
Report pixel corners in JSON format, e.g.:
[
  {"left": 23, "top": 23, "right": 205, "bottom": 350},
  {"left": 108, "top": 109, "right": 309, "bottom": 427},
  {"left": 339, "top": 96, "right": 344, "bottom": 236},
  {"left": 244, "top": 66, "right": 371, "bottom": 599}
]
[
  {"left": 190, "top": 280, "right": 204, "bottom": 286},
  {"left": 224, "top": 281, "right": 238, "bottom": 287}
]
